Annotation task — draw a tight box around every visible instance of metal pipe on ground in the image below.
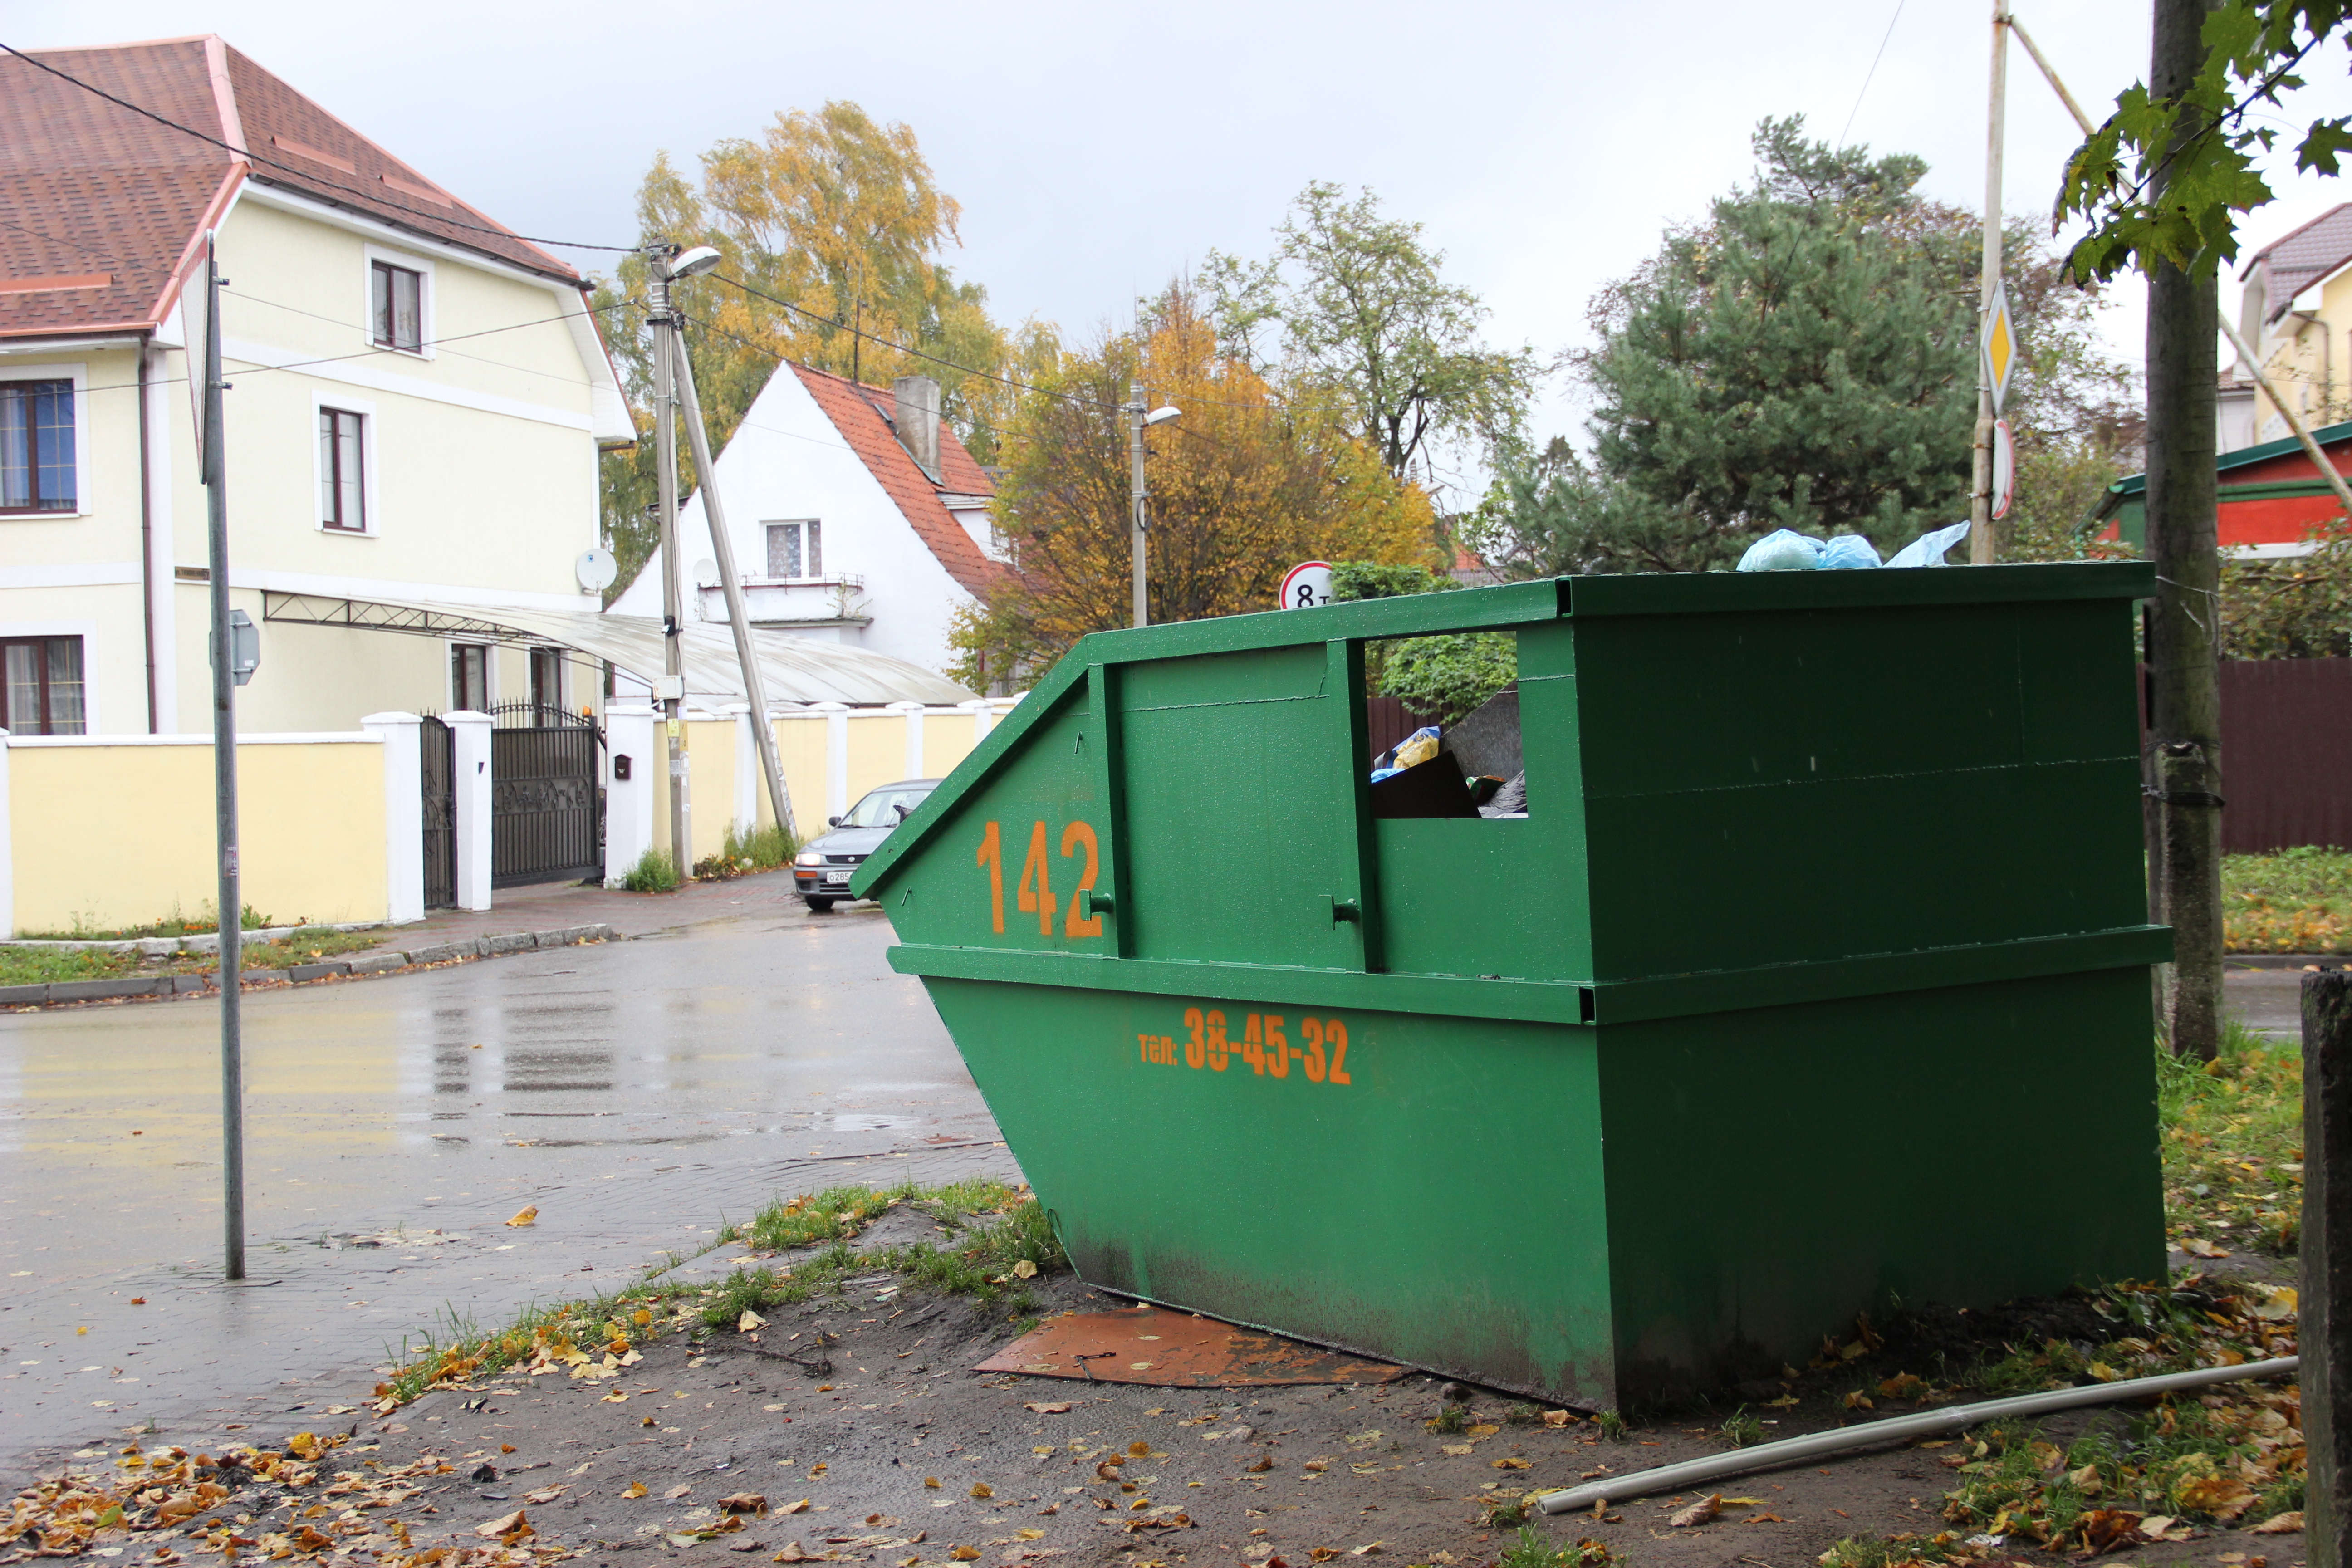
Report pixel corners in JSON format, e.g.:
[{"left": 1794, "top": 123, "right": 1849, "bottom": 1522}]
[{"left": 1533, "top": 1356, "right": 2300, "bottom": 1516}]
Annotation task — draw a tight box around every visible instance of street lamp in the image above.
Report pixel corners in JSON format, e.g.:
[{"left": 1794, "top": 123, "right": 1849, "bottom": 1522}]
[{"left": 1127, "top": 384, "right": 1181, "bottom": 627}]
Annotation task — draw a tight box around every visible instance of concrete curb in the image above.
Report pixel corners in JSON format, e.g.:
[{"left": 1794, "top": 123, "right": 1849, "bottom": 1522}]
[
  {"left": 0, "top": 920, "right": 387, "bottom": 956},
  {"left": 1, "top": 924, "right": 619, "bottom": 1010}
]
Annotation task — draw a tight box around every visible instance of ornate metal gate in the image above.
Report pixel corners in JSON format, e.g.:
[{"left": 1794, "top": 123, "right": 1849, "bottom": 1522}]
[
  {"left": 489, "top": 701, "right": 603, "bottom": 889},
  {"left": 420, "top": 715, "right": 456, "bottom": 909}
]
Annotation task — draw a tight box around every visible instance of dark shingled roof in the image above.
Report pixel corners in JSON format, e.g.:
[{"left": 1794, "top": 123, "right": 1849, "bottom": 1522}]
[
  {"left": 2242, "top": 202, "right": 2352, "bottom": 323},
  {"left": 0, "top": 34, "right": 578, "bottom": 342}
]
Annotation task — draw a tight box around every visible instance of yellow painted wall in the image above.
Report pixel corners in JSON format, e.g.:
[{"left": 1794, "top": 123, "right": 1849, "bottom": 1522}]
[
  {"left": 683, "top": 716, "right": 738, "bottom": 863},
  {"left": 769, "top": 715, "right": 830, "bottom": 835},
  {"left": 847, "top": 714, "right": 906, "bottom": 803},
  {"left": 10, "top": 738, "right": 387, "bottom": 934},
  {"left": 920, "top": 711, "right": 981, "bottom": 784}
]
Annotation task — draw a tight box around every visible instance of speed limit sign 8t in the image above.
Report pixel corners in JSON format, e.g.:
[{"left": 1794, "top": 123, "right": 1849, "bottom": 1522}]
[{"left": 1279, "top": 561, "right": 1332, "bottom": 610}]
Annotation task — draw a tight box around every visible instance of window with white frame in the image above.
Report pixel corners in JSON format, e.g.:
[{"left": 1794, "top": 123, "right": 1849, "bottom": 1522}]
[
  {"left": 766, "top": 519, "right": 821, "bottom": 579},
  {"left": 0, "top": 379, "right": 76, "bottom": 514},
  {"left": 371, "top": 260, "right": 424, "bottom": 352},
  {"left": 2, "top": 635, "right": 85, "bottom": 734},
  {"left": 318, "top": 407, "right": 367, "bottom": 531}
]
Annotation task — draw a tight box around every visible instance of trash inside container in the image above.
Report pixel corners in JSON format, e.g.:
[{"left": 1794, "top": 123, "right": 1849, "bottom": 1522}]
[{"left": 853, "top": 565, "right": 2169, "bottom": 1408}]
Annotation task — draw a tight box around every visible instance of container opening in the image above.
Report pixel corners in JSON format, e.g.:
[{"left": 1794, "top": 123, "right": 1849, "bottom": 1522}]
[{"left": 1362, "top": 632, "right": 1522, "bottom": 819}]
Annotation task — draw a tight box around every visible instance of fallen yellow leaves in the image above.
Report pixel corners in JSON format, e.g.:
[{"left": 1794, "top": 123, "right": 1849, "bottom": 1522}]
[
  {"left": 474, "top": 1510, "right": 530, "bottom": 1540},
  {"left": 1023, "top": 1401, "right": 1074, "bottom": 1414},
  {"left": 740, "top": 1310, "right": 767, "bottom": 1332},
  {"left": 2252, "top": 1510, "right": 2305, "bottom": 1533},
  {"left": 505, "top": 1205, "right": 538, "bottom": 1227},
  {"left": 780, "top": 1499, "right": 811, "bottom": 1515},
  {"left": 720, "top": 1494, "right": 769, "bottom": 1515},
  {"left": 1668, "top": 1495, "right": 1721, "bottom": 1528},
  {"left": 948, "top": 1547, "right": 981, "bottom": 1561},
  {"left": 623, "top": 1482, "right": 648, "bottom": 1499}
]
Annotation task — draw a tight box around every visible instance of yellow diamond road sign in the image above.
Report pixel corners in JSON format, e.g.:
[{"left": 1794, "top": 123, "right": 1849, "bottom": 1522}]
[{"left": 1981, "top": 279, "right": 2018, "bottom": 415}]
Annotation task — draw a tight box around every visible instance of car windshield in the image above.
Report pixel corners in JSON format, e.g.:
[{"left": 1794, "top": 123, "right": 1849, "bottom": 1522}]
[{"left": 840, "top": 787, "right": 931, "bottom": 829}]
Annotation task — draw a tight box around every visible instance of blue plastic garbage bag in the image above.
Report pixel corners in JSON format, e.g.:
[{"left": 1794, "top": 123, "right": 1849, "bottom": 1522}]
[
  {"left": 1885, "top": 520, "right": 1971, "bottom": 569},
  {"left": 1819, "top": 534, "right": 1882, "bottom": 569},
  {"left": 1736, "top": 529, "right": 1825, "bottom": 571}
]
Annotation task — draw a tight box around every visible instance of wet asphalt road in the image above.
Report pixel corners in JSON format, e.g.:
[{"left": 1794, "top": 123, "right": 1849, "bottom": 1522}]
[{"left": 0, "top": 902, "right": 1013, "bottom": 1469}]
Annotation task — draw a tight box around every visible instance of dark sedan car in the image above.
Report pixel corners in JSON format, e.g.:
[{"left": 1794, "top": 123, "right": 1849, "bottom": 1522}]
[{"left": 792, "top": 778, "right": 940, "bottom": 911}]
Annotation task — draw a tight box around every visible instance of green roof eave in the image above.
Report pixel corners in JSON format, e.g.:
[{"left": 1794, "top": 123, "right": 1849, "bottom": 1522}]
[{"left": 2102, "top": 415, "right": 2352, "bottom": 510}]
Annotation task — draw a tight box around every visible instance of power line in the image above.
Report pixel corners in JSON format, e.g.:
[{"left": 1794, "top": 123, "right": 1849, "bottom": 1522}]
[
  {"left": 0, "top": 41, "right": 635, "bottom": 258},
  {"left": 32, "top": 293, "right": 632, "bottom": 400},
  {"left": 1838, "top": 0, "right": 1907, "bottom": 149},
  {"left": 0, "top": 215, "right": 119, "bottom": 263},
  {"left": 221, "top": 286, "right": 618, "bottom": 389}
]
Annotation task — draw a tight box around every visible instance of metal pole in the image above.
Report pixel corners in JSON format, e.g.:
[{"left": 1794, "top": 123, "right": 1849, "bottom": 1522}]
[
  {"left": 2221, "top": 314, "right": 2352, "bottom": 518},
  {"left": 2008, "top": 13, "right": 2096, "bottom": 133},
  {"left": 1970, "top": 4, "right": 2009, "bottom": 565},
  {"left": 672, "top": 319, "right": 799, "bottom": 843},
  {"left": 649, "top": 250, "right": 691, "bottom": 876},
  {"left": 201, "top": 232, "right": 245, "bottom": 1282},
  {"left": 1127, "top": 381, "right": 1148, "bottom": 628}
]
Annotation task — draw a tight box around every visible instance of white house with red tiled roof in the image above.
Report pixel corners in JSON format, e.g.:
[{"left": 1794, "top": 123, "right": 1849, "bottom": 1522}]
[
  {"left": 0, "top": 35, "right": 634, "bottom": 736},
  {"left": 606, "top": 363, "right": 1004, "bottom": 688}
]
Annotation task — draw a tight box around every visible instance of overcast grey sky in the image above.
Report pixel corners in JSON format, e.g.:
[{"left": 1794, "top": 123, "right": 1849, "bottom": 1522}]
[{"left": 18, "top": 0, "right": 2352, "bottom": 497}]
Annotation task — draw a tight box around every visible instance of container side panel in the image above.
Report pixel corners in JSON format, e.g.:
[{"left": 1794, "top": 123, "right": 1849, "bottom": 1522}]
[
  {"left": 1576, "top": 599, "right": 2146, "bottom": 979},
  {"left": 1121, "top": 647, "right": 1360, "bottom": 969},
  {"left": 925, "top": 978, "right": 1620, "bottom": 1406},
  {"left": 874, "top": 688, "right": 1112, "bottom": 954},
  {"left": 1595, "top": 969, "right": 2165, "bottom": 1401},
  {"left": 2015, "top": 601, "right": 2143, "bottom": 764}
]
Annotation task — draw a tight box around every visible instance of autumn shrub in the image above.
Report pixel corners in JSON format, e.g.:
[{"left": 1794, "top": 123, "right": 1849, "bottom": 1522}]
[
  {"left": 1816, "top": 1534, "right": 1960, "bottom": 1568},
  {"left": 621, "top": 847, "right": 681, "bottom": 893}
]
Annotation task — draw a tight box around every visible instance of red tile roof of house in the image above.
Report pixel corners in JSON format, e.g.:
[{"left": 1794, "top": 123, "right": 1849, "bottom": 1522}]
[
  {"left": 790, "top": 363, "right": 1005, "bottom": 597},
  {"left": 2242, "top": 202, "right": 2352, "bottom": 322},
  {"left": 0, "top": 34, "right": 578, "bottom": 341}
]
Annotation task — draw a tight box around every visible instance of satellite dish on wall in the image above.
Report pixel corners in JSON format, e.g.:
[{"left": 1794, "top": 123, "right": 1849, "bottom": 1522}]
[
  {"left": 694, "top": 558, "right": 722, "bottom": 589},
  {"left": 576, "top": 547, "right": 617, "bottom": 593}
]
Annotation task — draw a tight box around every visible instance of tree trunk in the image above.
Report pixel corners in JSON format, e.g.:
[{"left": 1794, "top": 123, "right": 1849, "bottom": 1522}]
[{"left": 2145, "top": 0, "right": 2225, "bottom": 1061}]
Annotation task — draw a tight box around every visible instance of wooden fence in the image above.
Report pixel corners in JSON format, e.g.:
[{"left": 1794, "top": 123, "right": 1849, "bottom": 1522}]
[{"left": 2208, "top": 658, "right": 2352, "bottom": 853}]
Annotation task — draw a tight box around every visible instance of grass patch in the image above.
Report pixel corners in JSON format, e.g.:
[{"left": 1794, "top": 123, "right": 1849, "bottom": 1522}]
[
  {"left": 1940, "top": 1387, "right": 2305, "bottom": 1548},
  {"left": 1720, "top": 1406, "right": 1764, "bottom": 1447},
  {"left": 379, "top": 1181, "right": 1066, "bottom": 1409},
  {"left": 0, "top": 926, "right": 382, "bottom": 989},
  {"left": 15, "top": 902, "right": 273, "bottom": 941},
  {"left": 2225, "top": 844, "right": 2352, "bottom": 952},
  {"left": 1493, "top": 1524, "right": 1608, "bottom": 1567},
  {"left": 1816, "top": 1534, "right": 1962, "bottom": 1568},
  {"left": 2158, "top": 1020, "right": 2303, "bottom": 1255}
]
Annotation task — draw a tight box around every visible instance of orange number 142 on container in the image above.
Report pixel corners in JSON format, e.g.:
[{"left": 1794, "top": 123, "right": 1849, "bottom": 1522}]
[{"left": 975, "top": 819, "right": 1100, "bottom": 939}]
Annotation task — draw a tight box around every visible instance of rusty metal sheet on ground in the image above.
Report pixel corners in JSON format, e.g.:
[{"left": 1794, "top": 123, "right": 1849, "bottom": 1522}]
[{"left": 975, "top": 1304, "right": 1407, "bottom": 1387}]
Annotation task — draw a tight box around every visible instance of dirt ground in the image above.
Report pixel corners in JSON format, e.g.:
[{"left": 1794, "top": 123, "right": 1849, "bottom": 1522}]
[{"left": 10, "top": 1226, "right": 2308, "bottom": 1568}]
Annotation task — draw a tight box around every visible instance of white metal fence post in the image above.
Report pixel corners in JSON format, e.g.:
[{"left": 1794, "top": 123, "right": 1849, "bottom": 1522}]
[
  {"left": 445, "top": 709, "right": 494, "bottom": 911},
  {"left": 361, "top": 712, "right": 425, "bottom": 925},
  {"left": 889, "top": 701, "right": 925, "bottom": 780},
  {"left": 0, "top": 728, "right": 13, "bottom": 940}
]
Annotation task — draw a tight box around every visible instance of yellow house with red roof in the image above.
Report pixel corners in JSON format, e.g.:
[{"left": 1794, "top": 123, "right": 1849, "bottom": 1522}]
[{"left": 0, "top": 35, "right": 637, "bottom": 737}]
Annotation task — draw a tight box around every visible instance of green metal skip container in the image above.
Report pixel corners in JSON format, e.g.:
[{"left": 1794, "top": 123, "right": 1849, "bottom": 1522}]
[{"left": 852, "top": 565, "right": 2170, "bottom": 1408}]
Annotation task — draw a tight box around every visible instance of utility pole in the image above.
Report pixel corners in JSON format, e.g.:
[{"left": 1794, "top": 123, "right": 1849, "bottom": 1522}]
[
  {"left": 1127, "top": 382, "right": 1149, "bottom": 628},
  {"left": 647, "top": 245, "right": 691, "bottom": 876},
  {"left": 1125, "top": 383, "right": 1182, "bottom": 628},
  {"left": 197, "top": 231, "right": 246, "bottom": 1281},
  {"left": 2145, "top": 0, "right": 2225, "bottom": 1061},
  {"left": 1969, "top": 2, "right": 2009, "bottom": 566},
  {"left": 670, "top": 289, "right": 799, "bottom": 843}
]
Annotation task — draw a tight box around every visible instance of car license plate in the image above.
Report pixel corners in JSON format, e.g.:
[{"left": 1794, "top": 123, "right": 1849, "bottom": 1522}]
[{"left": 825, "top": 871, "right": 850, "bottom": 884}]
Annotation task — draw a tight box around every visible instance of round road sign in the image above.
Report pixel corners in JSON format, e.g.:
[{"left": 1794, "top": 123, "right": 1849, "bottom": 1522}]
[{"left": 1279, "top": 561, "right": 1332, "bottom": 610}]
